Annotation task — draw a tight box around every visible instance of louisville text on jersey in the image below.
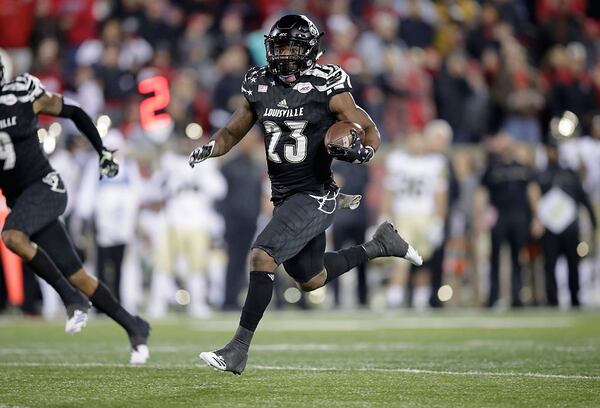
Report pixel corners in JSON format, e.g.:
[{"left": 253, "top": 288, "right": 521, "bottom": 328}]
[
  {"left": 262, "top": 107, "right": 305, "bottom": 118},
  {"left": 0, "top": 115, "right": 16, "bottom": 129}
]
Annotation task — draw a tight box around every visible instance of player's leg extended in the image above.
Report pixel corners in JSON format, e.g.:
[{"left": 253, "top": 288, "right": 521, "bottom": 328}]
[
  {"left": 2, "top": 179, "right": 89, "bottom": 333},
  {"left": 35, "top": 220, "right": 150, "bottom": 364},
  {"left": 200, "top": 193, "right": 329, "bottom": 375},
  {"left": 1, "top": 229, "right": 90, "bottom": 332},
  {"left": 296, "top": 221, "right": 423, "bottom": 292}
]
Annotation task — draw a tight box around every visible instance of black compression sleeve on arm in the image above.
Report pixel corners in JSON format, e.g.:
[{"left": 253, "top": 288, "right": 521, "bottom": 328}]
[{"left": 57, "top": 98, "right": 104, "bottom": 155}]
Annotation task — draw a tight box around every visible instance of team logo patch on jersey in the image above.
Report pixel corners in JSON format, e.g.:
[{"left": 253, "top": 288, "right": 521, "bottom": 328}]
[
  {"left": 42, "top": 171, "right": 66, "bottom": 193},
  {"left": 258, "top": 84, "right": 268, "bottom": 93},
  {"left": 0, "top": 94, "right": 17, "bottom": 106},
  {"left": 293, "top": 82, "right": 314, "bottom": 94}
]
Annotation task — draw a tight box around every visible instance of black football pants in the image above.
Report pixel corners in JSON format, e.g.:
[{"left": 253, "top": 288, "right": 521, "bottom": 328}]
[
  {"left": 542, "top": 223, "right": 580, "bottom": 306},
  {"left": 223, "top": 220, "right": 257, "bottom": 309},
  {"left": 488, "top": 211, "right": 528, "bottom": 307}
]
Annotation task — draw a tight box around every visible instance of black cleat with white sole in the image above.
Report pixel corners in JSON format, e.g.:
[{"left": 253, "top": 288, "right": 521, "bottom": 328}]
[
  {"left": 129, "top": 316, "right": 151, "bottom": 364},
  {"left": 363, "top": 221, "right": 423, "bottom": 265},
  {"left": 200, "top": 344, "right": 248, "bottom": 375}
]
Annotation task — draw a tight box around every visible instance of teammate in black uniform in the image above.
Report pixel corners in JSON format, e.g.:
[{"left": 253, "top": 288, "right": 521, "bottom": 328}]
[
  {"left": 0, "top": 58, "right": 150, "bottom": 364},
  {"left": 189, "top": 15, "right": 422, "bottom": 375}
]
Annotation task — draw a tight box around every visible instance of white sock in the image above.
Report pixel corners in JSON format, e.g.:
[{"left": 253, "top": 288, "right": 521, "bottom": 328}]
[
  {"left": 188, "top": 274, "right": 211, "bottom": 318},
  {"left": 147, "top": 272, "right": 170, "bottom": 318},
  {"left": 386, "top": 285, "right": 404, "bottom": 308}
]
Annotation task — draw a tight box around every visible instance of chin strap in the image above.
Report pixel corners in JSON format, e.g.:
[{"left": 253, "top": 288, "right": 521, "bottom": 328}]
[
  {"left": 278, "top": 66, "right": 313, "bottom": 84},
  {"left": 278, "top": 73, "right": 298, "bottom": 84}
]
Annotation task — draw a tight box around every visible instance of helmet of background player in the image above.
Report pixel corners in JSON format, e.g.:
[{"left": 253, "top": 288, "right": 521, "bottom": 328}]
[
  {"left": 0, "top": 57, "right": 5, "bottom": 86},
  {"left": 264, "top": 14, "right": 323, "bottom": 84},
  {"left": 0, "top": 50, "right": 12, "bottom": 86}
]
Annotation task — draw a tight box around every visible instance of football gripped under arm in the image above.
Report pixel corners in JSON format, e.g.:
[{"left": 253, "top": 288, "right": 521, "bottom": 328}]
[{"left": 57, "top": 97, "right": 104, "bottom": 155}]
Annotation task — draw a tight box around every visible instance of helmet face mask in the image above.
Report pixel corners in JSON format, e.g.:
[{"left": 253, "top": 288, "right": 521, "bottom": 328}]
[
  {"left": 266, "top": 38, "right": 309, "bottom": 77},
  {"left": 264, "top": 14, "right": 322, "bottom": 82}
]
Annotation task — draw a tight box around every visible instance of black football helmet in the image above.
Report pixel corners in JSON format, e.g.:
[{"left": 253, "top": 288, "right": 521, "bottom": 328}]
[{"left": 264, "top": 14, "right": 323, "bottom": 79}]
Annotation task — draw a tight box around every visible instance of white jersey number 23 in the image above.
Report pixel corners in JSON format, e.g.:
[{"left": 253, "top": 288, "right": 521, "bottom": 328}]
[{"left": 263, "top": 120, "right": 308, "bottom": 164}]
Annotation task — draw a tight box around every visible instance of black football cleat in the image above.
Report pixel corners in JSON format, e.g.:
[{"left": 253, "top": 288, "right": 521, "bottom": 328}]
[
  {"left": 129, "top": 316, "right": 150, "bottom": 364},
  {"left": 200, "top": 344, "right": 248, "bottom": 375},
  {"left": 364, "top": 221, "right": 423, "bottom": 265}
]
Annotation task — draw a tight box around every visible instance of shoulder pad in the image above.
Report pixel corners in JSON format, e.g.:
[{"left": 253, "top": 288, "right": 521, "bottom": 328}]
[
  {"left": 308, "top": 64, "right": 352, "bottom": 96},
  {"left": 2, "top": 73, "right": 46, "bottom": 102}
]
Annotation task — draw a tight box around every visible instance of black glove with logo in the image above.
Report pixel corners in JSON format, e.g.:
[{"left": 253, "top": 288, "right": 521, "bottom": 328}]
[
  {"left": 189, "top": 141, "right": 215, "bottom": 168},
  {"left": 99, "top": 148, "right": 119, "bottom": 179},
  {"left": 327, "top": 140, "right": 374, "bottom": 164}
]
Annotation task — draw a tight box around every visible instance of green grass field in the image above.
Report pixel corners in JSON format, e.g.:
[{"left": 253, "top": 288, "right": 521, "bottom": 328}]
[{"left": 0, "top": 310, "right": 599, "bottom": 407}]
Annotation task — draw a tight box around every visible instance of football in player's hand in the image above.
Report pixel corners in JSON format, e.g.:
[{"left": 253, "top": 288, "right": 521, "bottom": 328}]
[{"left": 325, "top": 121, "right": 365, "bottom": 154}]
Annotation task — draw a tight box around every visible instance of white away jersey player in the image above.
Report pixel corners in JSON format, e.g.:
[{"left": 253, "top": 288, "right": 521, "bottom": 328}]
[
  {"left": 156, "top": 151, "right": 227, "bottom": 231},
  {"left": 241, "top": 64, "right": 352, "bottom": 203},
  {"left": 384, "top": 150, "right": 448, "bottom": 217},
  {"left": 559, "top": 136, "right": 600, "bottom": 202},
  {"left": 384, "top": 150, "right": 447, "bottom": 260}
]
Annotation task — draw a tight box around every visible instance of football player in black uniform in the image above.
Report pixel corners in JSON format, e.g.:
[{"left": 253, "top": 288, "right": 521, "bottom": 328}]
[
  {"left": 189, "top": 14, "right": 422, "bottom": 374},
  {"left": 0, "top": 58, "right": 150, "bottom": 364}
]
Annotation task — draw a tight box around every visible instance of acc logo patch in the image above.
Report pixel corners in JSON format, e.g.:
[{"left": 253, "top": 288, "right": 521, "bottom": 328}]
[
  {"left": 0, "top": 94, "right": 17, "bottom": 106},
  {"left": 293, "top": 82, "right": 314, "bottom": 94}
]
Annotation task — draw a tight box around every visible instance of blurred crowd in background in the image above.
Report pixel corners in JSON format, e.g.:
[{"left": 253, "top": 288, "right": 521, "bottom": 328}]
[{"left": 1, "top": 0, "right": 600, "bottom": 317}]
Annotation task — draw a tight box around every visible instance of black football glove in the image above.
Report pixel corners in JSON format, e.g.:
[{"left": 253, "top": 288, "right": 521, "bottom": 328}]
[
  {"left": 99, "top": 148, "right": 119, "bottom": 179},
  {"left": 189, "top": 140, "right": 215, "bottom": 168},
  {"left": 327, "top": 140, "right": 375, "bottom": 164}
]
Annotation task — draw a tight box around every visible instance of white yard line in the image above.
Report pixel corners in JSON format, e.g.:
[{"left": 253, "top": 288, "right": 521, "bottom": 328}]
[
  {"left": 0, "top": 315, "right": 580, "bottom": 331},
  {"left": 252, "top": 365, "right": 600, "bottom": 380},
  {"left": 1, "top": 340, "right": 597, "bottom": 355},
  {"left": 365, "top": 367, "right": 600, "bottom": 381},
  {"left": 190, "top": 317, "right": 574, "bottom": 332},
  {"left": 0, "top": 361, "right": 598, "bottom": 381},
  {"left": 0, "top": 362, "right": 190, "bottom": 369},
  {"left": 252, "top": 342, "right": 598, "bottom": 353}
]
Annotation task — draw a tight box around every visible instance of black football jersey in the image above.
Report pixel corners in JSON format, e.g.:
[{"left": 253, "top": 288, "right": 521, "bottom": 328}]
[
  {"left": 242, "top": 64, "right": 353, "bottom": 203},
  {"left": 0, "top": 74, "right": 53, "bottom": 202}
]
